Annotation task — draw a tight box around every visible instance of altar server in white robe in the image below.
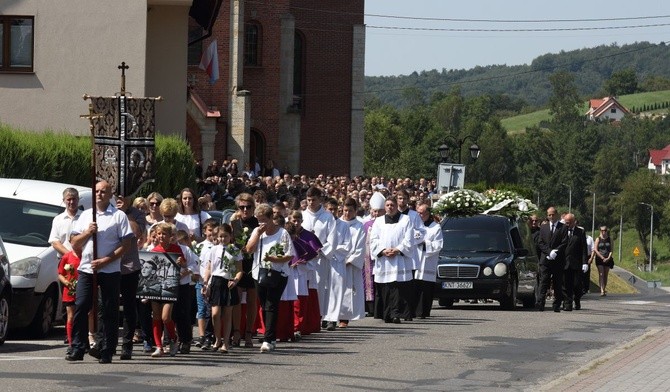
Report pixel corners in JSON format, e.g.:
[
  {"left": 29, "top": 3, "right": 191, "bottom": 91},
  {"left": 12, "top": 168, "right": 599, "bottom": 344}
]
[
  {"left": 370, "top": 196, "right": 414, "bottom": 323},
  {"left": 414, "top": 201, "right": 443, "bottom": 318},
  {"left": 338, "top": 197, "right": 367, "bottom": 325},
  {"left": 301, "top": 186, "right": 338, "bottom": 321},
  {"left": 322, "top": 198, "right": 352, "bottom": 330},
  {"left": 396, "top": 189, "right": 426, "bottom": 320}
]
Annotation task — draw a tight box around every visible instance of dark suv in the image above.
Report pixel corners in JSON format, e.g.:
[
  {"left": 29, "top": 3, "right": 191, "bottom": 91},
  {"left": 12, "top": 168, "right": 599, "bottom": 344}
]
[{"left": 434, "top": 214, "right": 539, "bottom": 310}]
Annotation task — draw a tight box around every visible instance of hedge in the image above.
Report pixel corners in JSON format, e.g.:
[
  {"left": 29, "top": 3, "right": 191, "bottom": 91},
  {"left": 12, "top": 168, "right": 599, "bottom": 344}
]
[{"left": 0, "top": 123, "right": 195, "bottom": 198}]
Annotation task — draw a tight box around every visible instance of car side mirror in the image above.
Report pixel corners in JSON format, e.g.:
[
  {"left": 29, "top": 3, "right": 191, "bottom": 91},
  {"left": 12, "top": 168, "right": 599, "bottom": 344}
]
[{"left": 514, "top": 248, "right": 529, "bottom": 257}]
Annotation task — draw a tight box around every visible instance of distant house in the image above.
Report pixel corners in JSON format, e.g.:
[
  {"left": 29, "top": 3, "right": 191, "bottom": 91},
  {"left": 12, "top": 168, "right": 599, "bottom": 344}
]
[
  {"left": 648, "top": 144, "right": 670, "bottom": 174},
  {"left": 585, "top": 96, "right": 630, "bottom": 121}
]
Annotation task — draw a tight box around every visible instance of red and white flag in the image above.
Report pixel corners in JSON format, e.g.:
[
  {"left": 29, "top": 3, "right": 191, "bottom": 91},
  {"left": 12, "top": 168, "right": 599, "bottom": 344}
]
[{"left": 199, "top": 39, "right": 219, "bottom": 84}]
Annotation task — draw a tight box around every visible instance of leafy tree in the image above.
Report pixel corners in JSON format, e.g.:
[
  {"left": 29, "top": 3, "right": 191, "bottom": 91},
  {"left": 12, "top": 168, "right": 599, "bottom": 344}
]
[
  {"left": 604, "top": 68, "right": 638, "bottom": 96},
  {"left": 548, "top": 71, "right": 582, "bottom": 126},
  {"left": 617, "top": 170, "right": 669, "bottom": 259}
]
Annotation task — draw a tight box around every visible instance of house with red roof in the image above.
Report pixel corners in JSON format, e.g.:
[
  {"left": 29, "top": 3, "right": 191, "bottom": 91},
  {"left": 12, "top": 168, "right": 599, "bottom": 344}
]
[
  {"left": 648, "top": 144, "right": 670, "bottom": 174},
  {"left": 585, "top": 96, "right": 631, "bottom": 121}
]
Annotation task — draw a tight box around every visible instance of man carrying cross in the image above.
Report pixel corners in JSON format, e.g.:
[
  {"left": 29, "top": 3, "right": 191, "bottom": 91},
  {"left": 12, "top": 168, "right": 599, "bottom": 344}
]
[{"left": 65, "top": 180, "right": 134, "bottom": 364}]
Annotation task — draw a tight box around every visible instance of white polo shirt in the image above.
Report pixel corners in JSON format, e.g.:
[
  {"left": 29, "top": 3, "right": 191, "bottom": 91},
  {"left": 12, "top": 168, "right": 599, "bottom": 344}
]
[
  {"left": 72, "top": 203, "right": 133, "bottom": 274},
  {"left": 48, "top": 209, "right": 81, "bottom": 256}
]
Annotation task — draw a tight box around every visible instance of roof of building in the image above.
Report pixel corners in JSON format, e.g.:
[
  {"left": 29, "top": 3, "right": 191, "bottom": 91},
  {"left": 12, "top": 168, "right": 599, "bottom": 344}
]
[
  {"left": 585, "top": 96, "right": 631, "bottom": 118},
  {"left": 649, "top": 144, "right": 670, "bottom": 166}
]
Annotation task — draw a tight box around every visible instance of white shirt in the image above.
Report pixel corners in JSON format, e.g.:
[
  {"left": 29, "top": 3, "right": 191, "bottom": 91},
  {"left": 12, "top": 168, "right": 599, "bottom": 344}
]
[
  {"left": 208, "top": 244, "right": 242, "bottom": 280},
  {"left": 175, "top": 211, "right": 212, "bottom": 238},
  {"left": 48, "top": 209, "right": 81, "bottom": 256},
  {"left": 251, "top": 227, "right": 295, "bottom": 280},
  {"left": 179, "top": 244, "right": 200, "bottom": 285},
  {"left": 415, "top": 220, "right": 444, "bottom": 282},
  {"left": 72, "top": 204, "right": 133, "bottom": 274}
]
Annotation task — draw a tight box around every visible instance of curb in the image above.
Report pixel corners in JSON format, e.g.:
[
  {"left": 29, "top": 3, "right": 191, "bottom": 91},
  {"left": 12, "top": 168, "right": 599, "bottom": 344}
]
[{"left": 536, "top": 328, "right": 664, "bottom": 391}]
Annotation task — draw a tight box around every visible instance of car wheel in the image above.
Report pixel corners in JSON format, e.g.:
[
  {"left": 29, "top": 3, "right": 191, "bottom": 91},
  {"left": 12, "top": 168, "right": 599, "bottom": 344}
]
[
  {"left": 499, "top": 278, "right": 518, "bottom": 310},
  {"left": 0, "top": 293, "right": 9, "bottom": 345},
  {"left": 29, "top": 290, "right": 55, "bottom": 338},
  {"left": 438, "top": 298, "right": 454, "bottom": 308}
]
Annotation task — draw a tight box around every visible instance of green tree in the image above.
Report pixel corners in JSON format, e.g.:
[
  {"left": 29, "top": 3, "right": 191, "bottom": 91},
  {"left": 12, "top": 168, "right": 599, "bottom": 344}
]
[
  {"left": 618, "top": 170, "right": 669, "bottom": 259},
  {"left": 604, "top": 68, "right": 638, "bottom": 96},
  {"left": 548, "top": 71, "right": 582, "bottom": 126}
]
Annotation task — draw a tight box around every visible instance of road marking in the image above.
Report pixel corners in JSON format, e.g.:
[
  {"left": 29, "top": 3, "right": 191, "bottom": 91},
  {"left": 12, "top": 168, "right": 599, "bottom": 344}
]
[
  {"left": 619, "top": 300, "right": 655, "bottom": 305},
  {"left": 0, "top": 355, "right": 60, "bottom": 361}
]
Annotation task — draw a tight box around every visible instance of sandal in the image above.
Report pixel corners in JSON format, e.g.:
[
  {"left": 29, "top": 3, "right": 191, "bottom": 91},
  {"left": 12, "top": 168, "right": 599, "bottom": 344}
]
[
  {"left": 244, "top": 331, "right": 254, "bottom": 348},
  {"left": 232, "top": 329, "right": 241, "bottom": 347}
]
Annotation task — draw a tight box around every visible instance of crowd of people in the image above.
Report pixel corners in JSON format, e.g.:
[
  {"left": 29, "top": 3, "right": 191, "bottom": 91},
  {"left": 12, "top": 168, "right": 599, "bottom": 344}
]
[
  {"left": 48, "top": 160, "right": 614, "bottom": 364},
  {"left": 49, "top": 168, "right": 444, "bottom": 363}
]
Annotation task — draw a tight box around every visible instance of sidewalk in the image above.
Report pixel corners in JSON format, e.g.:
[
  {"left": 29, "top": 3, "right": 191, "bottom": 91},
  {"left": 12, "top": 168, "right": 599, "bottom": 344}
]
[{"left": 541, "top": 327, "right": 670, "bottom": 392}]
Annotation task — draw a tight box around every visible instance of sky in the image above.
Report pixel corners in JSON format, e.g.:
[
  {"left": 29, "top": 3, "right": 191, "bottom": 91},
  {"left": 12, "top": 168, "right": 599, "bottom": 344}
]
[{"left": 364, "top": 1, "right": 670, "bottom": 76}]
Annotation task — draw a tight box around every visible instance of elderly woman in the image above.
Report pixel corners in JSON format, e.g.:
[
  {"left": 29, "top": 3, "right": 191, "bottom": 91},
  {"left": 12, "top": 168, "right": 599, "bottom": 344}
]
[{"left": 243, "top": 203, "right": 295, "bottom": 353}]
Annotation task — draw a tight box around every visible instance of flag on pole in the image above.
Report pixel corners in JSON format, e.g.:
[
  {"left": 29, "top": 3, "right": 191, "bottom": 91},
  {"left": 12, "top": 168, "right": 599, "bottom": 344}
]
[{"left": 199, "top": 39, "right": 219, "bottom": 84}]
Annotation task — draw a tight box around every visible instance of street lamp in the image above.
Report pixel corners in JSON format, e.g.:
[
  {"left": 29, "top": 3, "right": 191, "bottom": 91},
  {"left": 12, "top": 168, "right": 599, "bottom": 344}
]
[
  {"left": 639, "top": 202, "right": 654, "bottom": 272},
  {"left": 441, "top": 135, "right": 480, "bottom": 164},
  {"left": 586, "top": 189, "right": 595, "bottom": 238},
  {"left": 610, "top": 192, "right": 623, "bottom": 266},
  {"left": 437, "top": 144, "right": 449, "bottom": 163},
  {"left": 561, "top": 183, "right": 572, "bottom": 213}
]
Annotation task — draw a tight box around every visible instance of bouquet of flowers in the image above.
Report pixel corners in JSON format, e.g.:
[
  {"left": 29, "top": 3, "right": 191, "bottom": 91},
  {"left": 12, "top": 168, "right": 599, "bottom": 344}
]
[
  {"left": 235, "top": 226, "right": 250, "bottom": 250},
  {"left": 192, "top": 241, "right": 204, "bottom": 256},
  {"left": 264, "top": 242, "right": 285, "bottom": 268},
  {"left": 222, "top": 245, "right": 239, "bottom": 274},
  {"left": 432, "top": 189, "right": 486, "bottom": 217},
  {"left": 63, "top": 263, "right": 77, "bottom": 297},
  {"left": 482, "top": 189, "right": 537, "bottom": 219}
]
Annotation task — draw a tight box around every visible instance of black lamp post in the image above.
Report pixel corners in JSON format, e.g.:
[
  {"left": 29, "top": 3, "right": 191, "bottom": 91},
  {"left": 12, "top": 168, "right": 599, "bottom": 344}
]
[{"left": 438, "top": 136, "right": 480, "bottom": 164}]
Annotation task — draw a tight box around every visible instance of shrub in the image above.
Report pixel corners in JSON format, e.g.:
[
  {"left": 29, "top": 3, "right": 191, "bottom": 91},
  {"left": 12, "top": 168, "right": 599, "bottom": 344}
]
[{"left": 0, "top": 124, "right": 194, "bottom": 197}]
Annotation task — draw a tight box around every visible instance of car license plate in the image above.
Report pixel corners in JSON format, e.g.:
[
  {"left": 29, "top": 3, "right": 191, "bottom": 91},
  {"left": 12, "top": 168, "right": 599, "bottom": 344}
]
[{"left": 442, "top": 281, "right": 473, "bottom": 289}]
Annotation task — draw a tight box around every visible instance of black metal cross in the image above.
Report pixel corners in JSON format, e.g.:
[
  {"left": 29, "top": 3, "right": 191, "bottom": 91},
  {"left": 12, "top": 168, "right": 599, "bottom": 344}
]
[{"left": 118, "top": 62, "right": 129, "bottom": 94}]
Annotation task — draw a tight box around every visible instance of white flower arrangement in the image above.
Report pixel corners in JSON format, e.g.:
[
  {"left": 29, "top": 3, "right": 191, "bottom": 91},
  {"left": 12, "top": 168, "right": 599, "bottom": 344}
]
[
  {"left": 432, "top": 189, "right": 486, "bottom": 217},
  {"left": 433, "top": 189, "right": 537, "bottom": 219},
  {"left": 482, "top": 189, "right": 537, "bottom": 219}
]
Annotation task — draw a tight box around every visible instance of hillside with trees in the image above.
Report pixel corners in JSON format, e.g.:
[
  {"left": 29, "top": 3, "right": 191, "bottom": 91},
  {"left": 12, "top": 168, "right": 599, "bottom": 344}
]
[{"left": 365, "top": 41, "right": 670, "bottom": 111}]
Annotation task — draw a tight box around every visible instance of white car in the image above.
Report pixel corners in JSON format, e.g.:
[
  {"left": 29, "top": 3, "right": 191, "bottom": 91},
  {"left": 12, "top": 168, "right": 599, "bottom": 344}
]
[{"left": 0, "top": 179, "right": 91, "bottom": 337}]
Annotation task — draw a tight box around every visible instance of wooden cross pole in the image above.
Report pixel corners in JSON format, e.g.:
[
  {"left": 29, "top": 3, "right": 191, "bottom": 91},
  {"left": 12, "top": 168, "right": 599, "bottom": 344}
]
[
  {"left": 118, "top": 62, "right": 129, "bottom": 95},
  {"left": 80, "top": 102, "right": 104, "bottom": 333}
]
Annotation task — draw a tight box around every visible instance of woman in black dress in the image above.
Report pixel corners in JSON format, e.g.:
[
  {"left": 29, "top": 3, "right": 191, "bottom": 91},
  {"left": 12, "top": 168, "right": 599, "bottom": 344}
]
[{"left": 594, "top": 226, "right": 614, "bottom": 296}]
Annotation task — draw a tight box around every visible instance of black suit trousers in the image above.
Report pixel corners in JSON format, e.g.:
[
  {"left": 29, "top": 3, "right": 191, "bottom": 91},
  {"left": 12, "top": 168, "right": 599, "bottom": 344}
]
[
  {"left": 538, "top": 261, "right": 564, "bottom": 308},
  {"left": 562, "top": 268, "right": 583, "bottom": 304}
]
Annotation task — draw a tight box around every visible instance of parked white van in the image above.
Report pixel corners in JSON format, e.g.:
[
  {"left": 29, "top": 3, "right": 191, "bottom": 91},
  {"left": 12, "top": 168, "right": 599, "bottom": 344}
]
[{"left": 0, "top": 179, "right": 91, "bottom": 337}]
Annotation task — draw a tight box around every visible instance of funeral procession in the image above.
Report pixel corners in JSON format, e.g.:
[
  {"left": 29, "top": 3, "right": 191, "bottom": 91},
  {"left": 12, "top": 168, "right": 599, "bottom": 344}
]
[{"left": 1, "top": 1, "right": 670, "bottom": 392}]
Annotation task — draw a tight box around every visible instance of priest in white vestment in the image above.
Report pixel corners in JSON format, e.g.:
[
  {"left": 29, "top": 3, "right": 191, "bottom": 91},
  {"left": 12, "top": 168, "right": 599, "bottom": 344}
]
[
  {"left": 414, "top": 201, "right": 444, "bottom": 318},
  {"left": 370, "top": 196, "right": 414, "bottom": 323}
]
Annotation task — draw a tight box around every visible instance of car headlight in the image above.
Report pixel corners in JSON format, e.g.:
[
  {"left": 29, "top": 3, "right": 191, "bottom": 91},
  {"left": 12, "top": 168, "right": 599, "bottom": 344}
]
[
  {"left": 493, "top": 262, "right": 507, "bottom": 277},
  {"left": 483, "top": 267, "right": 493, "bottom": 276},
  {"left": 11, "top": 256, "right": 41, "bottom": 279}
]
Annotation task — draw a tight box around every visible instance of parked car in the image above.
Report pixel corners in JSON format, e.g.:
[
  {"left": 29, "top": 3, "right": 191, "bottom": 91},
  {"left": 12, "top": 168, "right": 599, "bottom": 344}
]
[
  {"left": 434, "top": 214, "right": 539, "bottom": 310},
  {"left": 0, "top": 236, "right": 10, "bottom": 345},
  {"left": 0, "top": 179, "right": 91, "bottom": 337}
]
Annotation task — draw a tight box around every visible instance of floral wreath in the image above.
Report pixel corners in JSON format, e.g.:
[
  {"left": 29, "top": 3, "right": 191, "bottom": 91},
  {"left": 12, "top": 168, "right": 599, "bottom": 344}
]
[{"left": 432, "top": 189, "right": 537, "bottom": 219}]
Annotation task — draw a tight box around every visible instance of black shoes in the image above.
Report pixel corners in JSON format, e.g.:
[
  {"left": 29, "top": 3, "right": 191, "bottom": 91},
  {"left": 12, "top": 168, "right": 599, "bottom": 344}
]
[
  {"left": 99, "top": 355, "right": 112, "bottom": 364},
  {"left": 574, "top": 300, "right": 581, "bottom": 310},
  {"left": 392, "top": 317, "right": 401, "bottom": 324},
  {"left": 535, "top": 302, "right": 545, "bottom": 312},
  {"left": 120, "top": 350, "right": 132, "bottom": 360},
  {"left": 326, "top": 322, "right": 336, "bottom": 331},
  {"left": 65, "top": 352, "right": 84, "bottom": 361},
  {"left": 553, "top": 305, "right": 561, "bottom": 313},
  {"left": 88, "top": 346, "right": 101, "bottom": 359}
]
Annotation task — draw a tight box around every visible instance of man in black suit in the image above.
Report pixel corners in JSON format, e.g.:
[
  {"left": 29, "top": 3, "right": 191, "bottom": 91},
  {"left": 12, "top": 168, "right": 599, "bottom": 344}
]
[
  {"left": 536, "top": 207, "right": 567, "bottom": 312},
  {"left": 561, "top": 214, "right": 589, "bottom": 311}
]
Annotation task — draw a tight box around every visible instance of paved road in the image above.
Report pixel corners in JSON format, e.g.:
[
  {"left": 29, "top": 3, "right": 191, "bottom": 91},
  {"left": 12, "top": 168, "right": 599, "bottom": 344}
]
[{"left": 1, "top": 289, "right": 669, "bottom": 391}]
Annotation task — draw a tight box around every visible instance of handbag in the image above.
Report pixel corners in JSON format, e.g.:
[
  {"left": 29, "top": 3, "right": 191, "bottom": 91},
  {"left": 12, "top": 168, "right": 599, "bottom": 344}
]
[
  {"left": 256, "top": 237, "right": 282, "bottom": 288},
  {"left": 257, "top": 267, "right": 282, "bottom": 288}
]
